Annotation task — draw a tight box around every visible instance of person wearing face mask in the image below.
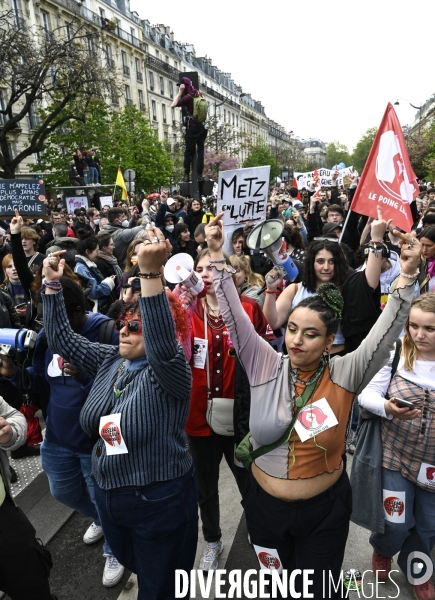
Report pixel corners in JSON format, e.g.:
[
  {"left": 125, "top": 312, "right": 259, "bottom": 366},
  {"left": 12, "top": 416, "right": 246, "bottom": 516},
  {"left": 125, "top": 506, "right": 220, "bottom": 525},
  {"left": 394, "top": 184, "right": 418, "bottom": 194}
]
[
  {"left": 87, "top": 209, "right": 101, "bottom": 234},
  {"left": 160, "top": 213, "right": 176, "bottom": 244},
  {"left": 99, "top": 208, "right": 150, "bottom": 270}
]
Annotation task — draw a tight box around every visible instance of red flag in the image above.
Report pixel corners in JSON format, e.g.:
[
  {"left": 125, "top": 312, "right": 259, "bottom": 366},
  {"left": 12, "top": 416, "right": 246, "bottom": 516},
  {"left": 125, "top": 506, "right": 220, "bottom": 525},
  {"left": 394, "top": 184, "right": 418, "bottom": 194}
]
[
  {"left": 351, "top": 103, "right": 418, "bottom": 232},
  {"left": 312, "top": 169, "right": 322, "bottom": 198},
  {"left": 291, "top": 178, "right": 301, "bottom": 200}
]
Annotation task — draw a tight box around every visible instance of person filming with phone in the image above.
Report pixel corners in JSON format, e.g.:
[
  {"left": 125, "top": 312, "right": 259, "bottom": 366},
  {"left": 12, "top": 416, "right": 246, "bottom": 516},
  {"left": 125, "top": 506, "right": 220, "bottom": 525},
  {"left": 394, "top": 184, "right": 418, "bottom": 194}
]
[{"left": 357, "top": 292, "right": 435, "bottom": 600}]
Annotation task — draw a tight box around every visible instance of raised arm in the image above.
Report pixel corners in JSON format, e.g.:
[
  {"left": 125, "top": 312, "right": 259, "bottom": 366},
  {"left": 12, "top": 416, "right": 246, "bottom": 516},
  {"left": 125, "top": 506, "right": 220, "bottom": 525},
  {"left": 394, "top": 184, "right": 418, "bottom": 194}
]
[
  {"left": 262, "top": 269, "right": 298, "bottom": 329},
  {"left": 137, "top": 228, "right": 192, "bottom": 398},
  {"left": 9, "top": 210, "right": 34, "bottom": 295},
  {"left": 206, "top": 214, "right": 281, "bottom": 387},
  {"left": 41, "top": 252, "right": 118, "bottom": 379},
  {"left": 331, "top": 231, "right": 421, "bottom": 394}
]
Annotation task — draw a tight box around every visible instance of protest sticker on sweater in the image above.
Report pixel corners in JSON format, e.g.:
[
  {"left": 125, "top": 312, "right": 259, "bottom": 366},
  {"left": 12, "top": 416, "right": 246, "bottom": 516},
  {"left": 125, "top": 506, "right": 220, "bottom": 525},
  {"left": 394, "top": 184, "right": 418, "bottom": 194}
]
[
  {"left": 99, "top": 413, "right": 129, "bottom": 455},
  {"left": 294, "top": 398, "right": 338, "bottom": 442}
]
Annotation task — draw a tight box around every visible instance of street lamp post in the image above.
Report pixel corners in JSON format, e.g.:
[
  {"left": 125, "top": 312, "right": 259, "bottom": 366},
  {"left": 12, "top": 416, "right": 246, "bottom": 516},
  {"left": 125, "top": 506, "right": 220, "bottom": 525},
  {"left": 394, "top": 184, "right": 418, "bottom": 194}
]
[{"left": 394, "top": 99, "right": 423, "bottom": 134}]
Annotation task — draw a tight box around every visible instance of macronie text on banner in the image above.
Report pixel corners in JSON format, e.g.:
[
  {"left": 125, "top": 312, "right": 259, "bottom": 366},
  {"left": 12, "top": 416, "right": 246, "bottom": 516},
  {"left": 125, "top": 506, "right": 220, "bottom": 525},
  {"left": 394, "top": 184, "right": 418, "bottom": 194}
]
[
  {"left": 0, "top": 179, "right": 47, "bottom": 216},
  {"left": 217, "top": 165, "right": 270, "bottom": 255},
  {"left": 351, "top": 103, "right": 419, "bottom": 232}
]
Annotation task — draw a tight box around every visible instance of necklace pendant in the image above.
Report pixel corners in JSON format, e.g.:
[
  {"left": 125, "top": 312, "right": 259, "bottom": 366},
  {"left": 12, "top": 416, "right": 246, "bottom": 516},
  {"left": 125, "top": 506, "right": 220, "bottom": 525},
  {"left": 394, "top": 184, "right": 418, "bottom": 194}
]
[
  {"left": 114, "top": 388, "right": 122, "bottom": 399},
  {"left": 295, "top": 396, "right": 304, "bottom": 408}
]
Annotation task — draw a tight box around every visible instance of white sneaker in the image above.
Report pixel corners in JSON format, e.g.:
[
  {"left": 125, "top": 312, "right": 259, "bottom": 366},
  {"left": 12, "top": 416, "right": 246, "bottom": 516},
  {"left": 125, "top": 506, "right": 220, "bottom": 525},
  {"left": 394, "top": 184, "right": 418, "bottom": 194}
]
[
  {"left": 199, "top": 540, "right": 224, "bottom": 571},
  {"left": 83, "top": 522, "right": 104, "bottom": 544},
  {"left": 102, "top": 555, "right": 124, "bottom": 587}
]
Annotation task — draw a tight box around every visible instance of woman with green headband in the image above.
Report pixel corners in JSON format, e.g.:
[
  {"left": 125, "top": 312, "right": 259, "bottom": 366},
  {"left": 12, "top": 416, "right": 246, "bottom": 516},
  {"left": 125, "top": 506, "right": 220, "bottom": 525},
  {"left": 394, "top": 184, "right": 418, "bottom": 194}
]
[{"left": 204, "top": 212, "right": 420, "bottom": 599}]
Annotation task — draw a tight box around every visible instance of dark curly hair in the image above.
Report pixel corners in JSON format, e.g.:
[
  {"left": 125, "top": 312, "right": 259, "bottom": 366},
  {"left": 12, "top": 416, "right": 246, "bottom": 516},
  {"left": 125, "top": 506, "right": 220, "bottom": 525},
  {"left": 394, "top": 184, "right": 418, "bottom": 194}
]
[
  {"left": 291, "top": 283, "right": 343, "bottom": 336},
  {"left": 302, "top": 239, "right": 349, "bottom": 293},
  {"left": 284, "top": 225, "right": 305, "bottom": 250}
]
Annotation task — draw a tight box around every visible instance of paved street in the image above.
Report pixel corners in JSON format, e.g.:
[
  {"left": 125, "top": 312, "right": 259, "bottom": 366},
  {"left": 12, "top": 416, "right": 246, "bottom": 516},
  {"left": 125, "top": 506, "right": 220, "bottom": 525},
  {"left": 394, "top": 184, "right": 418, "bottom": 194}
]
[{"left": 2, "top": 454, "right": 426, "bottom": 600}]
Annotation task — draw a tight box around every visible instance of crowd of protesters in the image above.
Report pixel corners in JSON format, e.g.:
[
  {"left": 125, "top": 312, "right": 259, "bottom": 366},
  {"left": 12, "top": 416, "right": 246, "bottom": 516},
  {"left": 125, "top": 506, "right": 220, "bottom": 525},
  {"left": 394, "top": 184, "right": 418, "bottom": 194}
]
[{"left": 1, "top": 172, "right": 435, "bottom": 600}]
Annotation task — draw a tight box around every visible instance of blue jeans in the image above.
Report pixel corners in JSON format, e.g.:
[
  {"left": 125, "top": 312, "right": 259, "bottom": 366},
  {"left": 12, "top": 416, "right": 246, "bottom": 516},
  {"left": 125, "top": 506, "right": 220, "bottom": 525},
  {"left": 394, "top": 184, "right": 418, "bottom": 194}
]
[
  {"left": 89, "top": 166, "right": 98, "bottom": 184},
  {"left": 94, "top": 465, "right": 198, "bottom": 600},
  {"left": 370, "top": 467, "right": 435, "bottom": 578},
  {"left": 83, "top": 170, "right": 90, "bottom": 185},
  {"left": 41, "top": 438, "right": 112, "bottom": 556}
]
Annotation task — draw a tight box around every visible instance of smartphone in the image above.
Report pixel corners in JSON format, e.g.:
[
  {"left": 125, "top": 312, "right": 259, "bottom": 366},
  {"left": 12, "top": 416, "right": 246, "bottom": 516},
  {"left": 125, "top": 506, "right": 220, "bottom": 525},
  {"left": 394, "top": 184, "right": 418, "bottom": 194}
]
[
  {"left": 15, "top": 303, "right": 27, "bottom": 309},
  {"left": 392, "top": 397, "right": 415, "bottom": 409},
  {"left": 131, "top": 278, "right": 141, "bottom": 292}
]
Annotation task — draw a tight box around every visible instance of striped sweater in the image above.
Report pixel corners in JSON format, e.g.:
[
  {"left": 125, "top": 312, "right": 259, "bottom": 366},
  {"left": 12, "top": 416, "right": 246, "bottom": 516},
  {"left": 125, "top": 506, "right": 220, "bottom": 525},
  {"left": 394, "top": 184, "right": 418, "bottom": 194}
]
[{"left": 42, "top": 289, "right": 192, "bottom": 490}]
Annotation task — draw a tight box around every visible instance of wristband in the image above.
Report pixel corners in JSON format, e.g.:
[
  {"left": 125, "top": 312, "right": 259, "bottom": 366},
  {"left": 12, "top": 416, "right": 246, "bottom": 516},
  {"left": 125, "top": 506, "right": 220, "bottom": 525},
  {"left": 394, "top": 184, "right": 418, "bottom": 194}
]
[
  {"left": 42, "top": 280, "right": 62, "bottom": 289},
  {"left": 399, "top": 269, "right": 420, "bottom": 280},
  {"left": 265, "top": 290, "right": 276, "bottom": 295},
  {"left": 137, "top": 272, "right": 162, "bottom": 279}
]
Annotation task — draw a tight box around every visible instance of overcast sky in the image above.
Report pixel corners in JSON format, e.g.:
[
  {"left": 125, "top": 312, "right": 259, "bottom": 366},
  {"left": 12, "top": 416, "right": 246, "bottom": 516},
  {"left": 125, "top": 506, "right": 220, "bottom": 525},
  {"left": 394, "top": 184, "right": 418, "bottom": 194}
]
[{"left": 130, "top": 0, "right": 434, "bottom": 153}]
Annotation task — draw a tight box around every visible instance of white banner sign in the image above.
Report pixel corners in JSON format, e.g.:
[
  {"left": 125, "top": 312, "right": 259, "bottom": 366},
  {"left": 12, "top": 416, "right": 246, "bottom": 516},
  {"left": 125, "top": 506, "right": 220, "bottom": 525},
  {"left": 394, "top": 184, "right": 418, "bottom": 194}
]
[
  {"left": 66, "top": 196, "right": 88, "bottom": 213},
  {"left": 294, "top": 167, "right": 354, "bottom": 190},
  {"left": 217, "top": 166, "right": 270, "bottom": 255},
  {"left": 100, "top": 195, "right": 113, "bottom": 208}
]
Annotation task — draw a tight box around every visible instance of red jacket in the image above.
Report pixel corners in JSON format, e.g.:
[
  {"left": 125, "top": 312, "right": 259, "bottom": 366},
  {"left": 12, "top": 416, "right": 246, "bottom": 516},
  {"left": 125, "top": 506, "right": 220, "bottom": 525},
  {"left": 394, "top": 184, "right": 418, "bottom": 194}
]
[{"left": 185, "top": 295, "right": 271, "bottom": 436}]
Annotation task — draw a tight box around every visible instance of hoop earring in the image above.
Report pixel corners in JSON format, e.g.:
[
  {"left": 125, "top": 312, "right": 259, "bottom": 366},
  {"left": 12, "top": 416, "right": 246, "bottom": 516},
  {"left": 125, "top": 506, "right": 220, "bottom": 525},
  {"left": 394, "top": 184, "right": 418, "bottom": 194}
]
[{"left": 324, "top": 347, "right": 331, "bottom": 364}]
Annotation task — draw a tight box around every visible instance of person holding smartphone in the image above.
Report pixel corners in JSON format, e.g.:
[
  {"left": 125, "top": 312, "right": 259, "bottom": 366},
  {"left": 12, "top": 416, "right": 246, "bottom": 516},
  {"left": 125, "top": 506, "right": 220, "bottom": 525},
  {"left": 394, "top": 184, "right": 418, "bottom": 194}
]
[{"left": 358, "top": 292, "right": 435, "bottom": 600}]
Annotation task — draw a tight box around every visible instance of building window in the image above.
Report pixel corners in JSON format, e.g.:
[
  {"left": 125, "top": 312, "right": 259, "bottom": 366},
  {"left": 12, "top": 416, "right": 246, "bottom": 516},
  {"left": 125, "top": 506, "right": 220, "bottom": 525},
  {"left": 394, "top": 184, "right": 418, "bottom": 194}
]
[
  {"left": 28, "top": 103, "right": 39, "bottom": 130},
  {"left": 171, "top": 107, "right": 176, "bottom": 124},
  {"left": 130, "top": 27, "right": 136, "bottom": 43},
  {"left": 125, "top": 85, "right": 132, "bottom": 105},
  {"left": 164, "top": 131, "right": 169, "bottom": 141},
  {"left": 151, "top": 100, "right": 157, "bottom": 121},
  {"left": 0, "top": 90, "right": 8, "bottom": 125},
  {"left": 144, "top": 43, "right": 148, "bottom": 53},
  {"left": 121, "top": 51, "right": 129, "bottom": 76},
  {"left": 86, "top": 35, "right": 93, "bottom": 54},
  {"left": 149, "top": 72, "right": 154, "bottom": 90},
  {"left": 41, "top": 11, "right": 50, "bottom": 38},
  {"left": 159, "top": 77, "right": 164, "bottom": 95},
  {"left": 169, "top": 81, "right": 173, "bottom": 98},
  {"left": 155, "top": 50, "right": 159, "bottom": 59},
  {"left": 162, "top": 103, "right": 167, "bottom": 123},
  {"left": 174, "top": 61, "right": 178, "bottom": 69},
  {"left": 135, "top": 57, "right": 143, "bottom": 81},
  {"left": 138, "top": 89, "right": 145, "bottom": 111},
  {"left": 99, "top": 7, "right": 105, "bottom": 19},
  {"left": 224, "top": 109, "right": 226, "bottom": 122},
  {"left": 232, "top": 113, "right": 235, "bottom": 126}
]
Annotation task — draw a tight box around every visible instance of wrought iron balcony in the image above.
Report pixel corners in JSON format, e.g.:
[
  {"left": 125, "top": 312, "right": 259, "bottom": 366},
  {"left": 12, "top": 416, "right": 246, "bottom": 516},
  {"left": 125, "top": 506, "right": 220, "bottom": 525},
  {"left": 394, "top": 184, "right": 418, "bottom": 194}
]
[
  {"left": 145, "top": 55, "right": 180, "bottom": 82},
  {"left": 123, "top": 65, "right": 130, "bottom": 76},
  {"left": 136, "top": 71, "right": 143, "bottom": 82}
]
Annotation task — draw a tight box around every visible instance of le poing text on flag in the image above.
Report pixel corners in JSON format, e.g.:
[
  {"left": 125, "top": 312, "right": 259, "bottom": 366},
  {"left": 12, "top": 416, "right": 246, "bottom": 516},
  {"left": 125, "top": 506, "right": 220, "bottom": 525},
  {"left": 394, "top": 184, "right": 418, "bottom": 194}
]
[{"left": 351, "top": 103, "right": 419, "bottom": 232}]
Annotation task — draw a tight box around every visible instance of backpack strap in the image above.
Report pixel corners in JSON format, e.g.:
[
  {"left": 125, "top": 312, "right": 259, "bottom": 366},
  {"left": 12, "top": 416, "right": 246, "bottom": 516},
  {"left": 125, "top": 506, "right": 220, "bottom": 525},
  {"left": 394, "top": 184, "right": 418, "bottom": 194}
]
[
  {"left": 98, "top": 319, "right": 115, "bottom": 345},
  {"left": 390, "top": 338, "right": 402, "bottom": 378}
]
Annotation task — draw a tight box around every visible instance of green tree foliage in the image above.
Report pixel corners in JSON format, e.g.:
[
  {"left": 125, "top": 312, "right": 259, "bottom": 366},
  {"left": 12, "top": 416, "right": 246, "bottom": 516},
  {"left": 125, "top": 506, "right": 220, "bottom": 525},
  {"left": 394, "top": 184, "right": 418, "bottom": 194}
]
[
  {"left": 325, "top": 141, "right": 351, "bottom": 169},
  {"left": 105, "top": 105, "right": 172, "bottom": 191},
  {"left": 352, "top": 127, "right": 378, "bottom": 173},
  {"left": 32, "top": 98, "right": 112, "bottom": 187},
  {"left": 406, "top": 124, "right": 435, "bottom": 180},
  {"left": 0, "top": 10, "right": 118, "bottom": 178},
  {"left": 243, "top": 139, "right": 279, "bottom": 181},
  {"left": 35, "top": 103, "right": 172, "bottom": 191},
  {"left": 205, "top": 115, "right": 241, "bottom": 154}
]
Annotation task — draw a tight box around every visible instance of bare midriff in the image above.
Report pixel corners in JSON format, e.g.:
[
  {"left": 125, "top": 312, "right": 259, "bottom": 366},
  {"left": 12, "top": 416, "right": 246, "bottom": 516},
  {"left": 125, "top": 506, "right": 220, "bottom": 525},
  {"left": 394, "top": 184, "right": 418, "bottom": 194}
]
[{"left": 252, "top": 460, "right": 343, "bottom": 501}]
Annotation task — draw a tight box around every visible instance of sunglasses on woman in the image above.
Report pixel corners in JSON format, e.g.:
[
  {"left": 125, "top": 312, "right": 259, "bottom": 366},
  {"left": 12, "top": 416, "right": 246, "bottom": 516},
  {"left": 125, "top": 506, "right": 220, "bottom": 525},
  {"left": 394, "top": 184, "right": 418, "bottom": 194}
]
[{"left": 115, "top": 319, "right": 142, "bottom": 334}]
